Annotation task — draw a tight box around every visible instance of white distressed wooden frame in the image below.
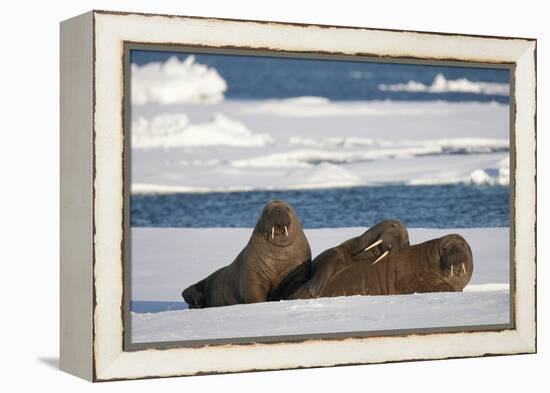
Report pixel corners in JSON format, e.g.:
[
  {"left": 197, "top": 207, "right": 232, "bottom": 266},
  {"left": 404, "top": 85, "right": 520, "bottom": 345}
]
[{"left": 60, "top": 10, "right": 536, "bottom": 381}]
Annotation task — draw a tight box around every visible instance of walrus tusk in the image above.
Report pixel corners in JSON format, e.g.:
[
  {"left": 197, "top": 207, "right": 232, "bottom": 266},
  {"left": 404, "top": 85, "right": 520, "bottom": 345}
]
[
  {"left": 271, "top": 226, "right": 275, "bottom": 239},
  {"left": 284, "top": 225, "right": 288, "bottom": 237},
  {"left": 364, "top": 238, "right": 383, "bottom": 252},
  {"left": 450, "top": 265, "right": 454, "bottom": 277},
  {"left": 461, "top": 262, "right": 466, "bottom": 274},
  {"left": 372, "top": 250, "right": 389, "bottom": 265}
]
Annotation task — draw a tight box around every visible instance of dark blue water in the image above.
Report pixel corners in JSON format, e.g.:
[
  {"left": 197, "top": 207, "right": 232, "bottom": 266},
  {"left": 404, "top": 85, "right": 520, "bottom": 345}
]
[
  {"left": 131, "top": 301, "right": 188, "bottom": 313},
  {"left": 131, "top": 185, "right": 509, "bottom": 229},
  {"left": 131, "top": 50, "right": 509, "bottom": 103}
]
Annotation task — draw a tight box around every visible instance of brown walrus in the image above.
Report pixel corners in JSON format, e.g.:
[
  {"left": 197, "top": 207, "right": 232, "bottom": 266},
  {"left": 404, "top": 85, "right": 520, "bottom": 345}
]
[
  {"left": 288, "top": 220, "right": 410, "bottom": 299},
  {"left": 181, "top": 200, "right": 311, "bottom": 308},
  {"left": 289, "top": 231, "right": 473, "bottom": 299}
]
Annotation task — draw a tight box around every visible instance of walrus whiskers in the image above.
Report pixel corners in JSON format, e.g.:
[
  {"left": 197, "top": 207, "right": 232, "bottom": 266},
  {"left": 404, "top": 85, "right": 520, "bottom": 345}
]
[
  {"left": 271, "top": 226, "right": 275, "bottom": 239},
  {"left": 364, "top": 238, "right": 383, "bottom": 252},
  {"left": 284, "top": 225, "right": 288, "bottom": 237},
  {"left": 372, "top": 250, "right": 389, "bottom": 265}
]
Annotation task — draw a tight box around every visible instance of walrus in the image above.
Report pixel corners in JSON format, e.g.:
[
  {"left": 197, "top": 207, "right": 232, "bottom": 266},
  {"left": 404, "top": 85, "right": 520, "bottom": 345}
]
[
  {"left": 289, "top": 232, "right": 473, "bottom": 299},
  {"left": 181, "top": 200, "right": 311, "bottom": 308},
  {"left": 288, "top": 220, "right": 410, "bottom": 299}
]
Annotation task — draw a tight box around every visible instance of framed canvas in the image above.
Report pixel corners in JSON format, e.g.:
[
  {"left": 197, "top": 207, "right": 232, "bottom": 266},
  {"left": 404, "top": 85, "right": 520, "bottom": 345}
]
[{"left": 60, "top": 10, "right": 537, "bottom": 381}]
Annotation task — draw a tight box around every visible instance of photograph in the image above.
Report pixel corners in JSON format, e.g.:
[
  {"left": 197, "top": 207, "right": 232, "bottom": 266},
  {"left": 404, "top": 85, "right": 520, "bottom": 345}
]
[
  {"left": 1, "top": 0, "right": 541, "bottom": 386},
  {"left": 126, "top": 47, "right": 512, "bottom": 346}
]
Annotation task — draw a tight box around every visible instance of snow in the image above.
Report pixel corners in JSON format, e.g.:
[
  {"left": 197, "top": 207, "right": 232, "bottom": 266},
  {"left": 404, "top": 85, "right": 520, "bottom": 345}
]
[
  {"left": 288, "top": 136, "right": 508, "bottom": 151},
  {"left": 464, "top": 283, "right": 509, "bottom": 292},
  {"left": 131, "top": 291, "right": 509, "bottom": 343},
  {"left": 131, "top": 100, "right": 509, "bottom": 193},
  {"left": 379, "top": 73, "right": 509, "bottom": 96},
  {"left": 237, "top": 97, "right": 439, "bottom": 117},
  {"left": 132, "top": 151, "right": 510, "bottom": 193},
  {"left": 133, "top": 112, "right": 273, "bottom": 148},
  {"left": 131, "top": 55, "right": 227, "bottom": 105},
  {"left": 130, "top": 227, "right": 510, "bottom": 343}
]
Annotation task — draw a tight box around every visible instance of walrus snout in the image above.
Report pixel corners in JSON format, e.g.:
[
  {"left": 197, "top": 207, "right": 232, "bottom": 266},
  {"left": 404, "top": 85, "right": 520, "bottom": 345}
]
[
  {"left": 263, "top": 200, "right": 295, "bottom": 240},
  {"left": 437, "top": 234, "right": 473, "bottom": 288},
  {"left": 182, "top": 285, "right": 203, "bottom": 309},
  {"left": 358, "top": 220, "right": 410, "bottom": 264},
  {"left": 385, "top": 220, "right": 410, "bottom": 247}
]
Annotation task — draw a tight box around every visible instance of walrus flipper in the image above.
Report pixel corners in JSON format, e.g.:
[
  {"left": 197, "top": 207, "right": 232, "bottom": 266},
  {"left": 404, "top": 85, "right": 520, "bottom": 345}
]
[{"left": 181, "top": 277, "right": 208, "bottom": 309}]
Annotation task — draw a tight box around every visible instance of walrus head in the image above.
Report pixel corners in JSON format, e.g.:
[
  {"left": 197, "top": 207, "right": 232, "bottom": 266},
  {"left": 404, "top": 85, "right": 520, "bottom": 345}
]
[
  {"left": 433, "top": 233, "right": 473, "bottom": 290},
  {"left": 362, "top": 220, "right": 410, "bottom": 264},
  {"left": 256, "top": 200, "right": 302, "bottom": 247},
  {"left": 395, "top": 233, "right": 474, "bottom": 294},
  {"left": 344, "top": 220, "right": 410, "bottom": 264}
]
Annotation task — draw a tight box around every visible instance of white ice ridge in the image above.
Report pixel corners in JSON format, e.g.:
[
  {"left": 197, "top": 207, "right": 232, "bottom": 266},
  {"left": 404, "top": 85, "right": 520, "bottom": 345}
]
[
  {"left": 132, "top": 154, "right": 510, "bottom": 194},
  {"left": 131, "top": 152, "right": 509, "bottom": 194},
  {"left": 468, "top": 156, "right": 510, "bottom": 186},
  {"left": 289, "top": 136, "right": 509, "bottom": 152},
  {"left": 131, "top": 56, "right": 227, "bottom": 105},
  {"left": 378, "top": 74, "right": 509, "bottom": 96},
  {"left": 240, "top": 96, "right": 446, "bottom": 117},
  {"left": 409, "top": 156, "right": 509, "bottom": 187},
  {"left": 131, "top": 162, "right": 363, "bottom": 194},
  {"left": 132, "top": 113, "right": 273, "bottom": 148},
  {"left": 231, "top": 138, "right": 509, "bottom": 168}
]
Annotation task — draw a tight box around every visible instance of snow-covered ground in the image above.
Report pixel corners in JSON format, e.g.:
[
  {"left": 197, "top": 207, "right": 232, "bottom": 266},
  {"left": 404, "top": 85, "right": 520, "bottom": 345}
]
[
  {"left": 131, "top": 227, "right": 510, "bottom": 343},
  {"left": 131, "top": 100, "right": 509, "bottom": 193}
]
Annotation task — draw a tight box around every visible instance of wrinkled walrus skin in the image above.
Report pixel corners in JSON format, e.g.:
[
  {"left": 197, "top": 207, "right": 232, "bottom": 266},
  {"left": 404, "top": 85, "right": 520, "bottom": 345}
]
[
  {"left": 181, "top": 200, "right": 311, "bottom": 308},
  {"left": 289, "top": 232, "right": 473, "bottom": 299},
  {"left": 288, "top": 220, "right": 410, "bottom": 299}
]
